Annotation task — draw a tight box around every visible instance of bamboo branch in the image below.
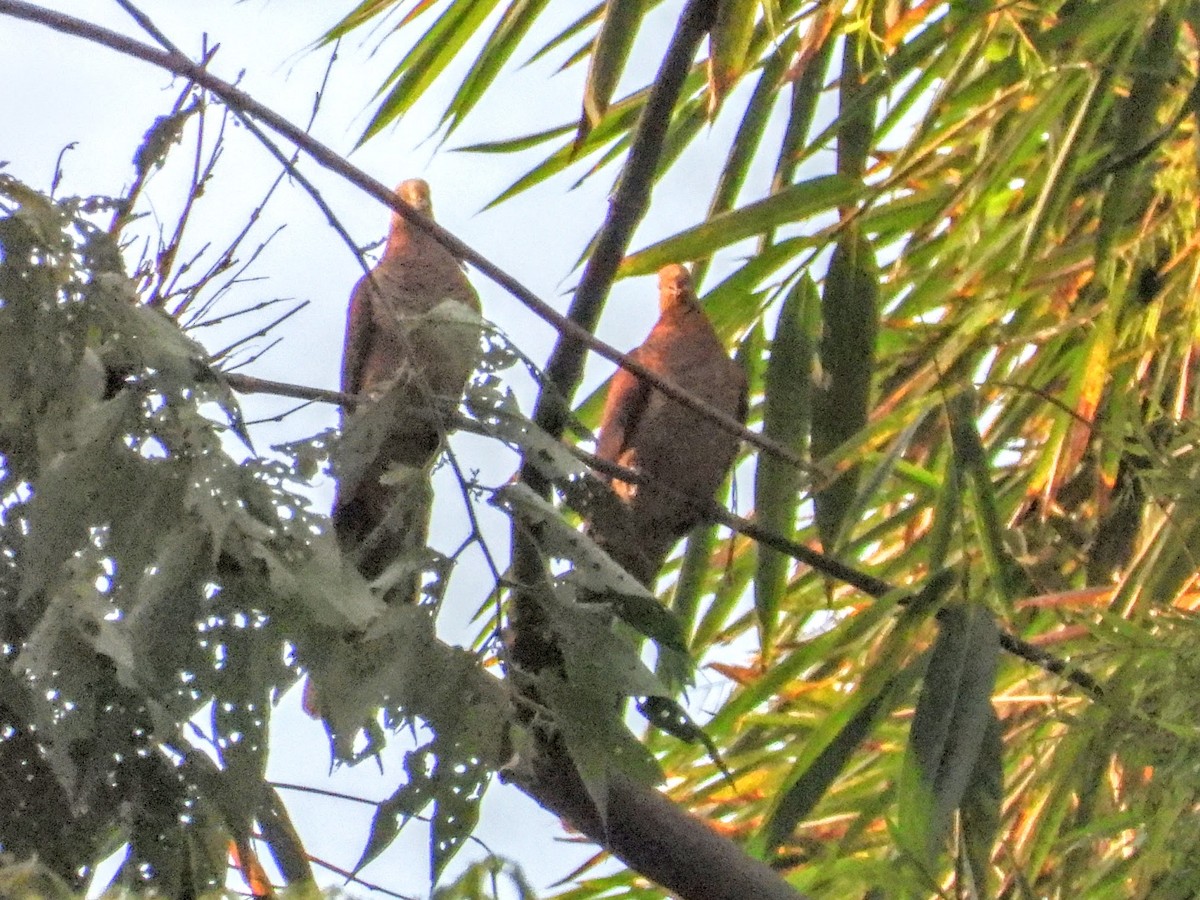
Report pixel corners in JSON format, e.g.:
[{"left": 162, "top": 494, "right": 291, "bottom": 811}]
[{"left": 528, "top": 0, "right": 719, "bottom": 450}]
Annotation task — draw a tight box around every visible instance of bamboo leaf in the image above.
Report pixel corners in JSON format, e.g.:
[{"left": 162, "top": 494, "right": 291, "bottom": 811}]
[
  {"left": 619, "top": 174, "right": 862, "bottom": 276},
  {"left": 812, "top": 225, "right": 878, "bottom": 550},
  {"left": 761, "top": 654, "right": 925, "bottom": 854},
  {"left": 442, "top": 0, "right": 553, "bottom": 136},
  {"left": 753, "top": 276, "right": 817, "bottom": 654},
  {"left": 580, "top": 0, "right": 648, "bottom": 135},
  {"left": 708, "top": 0, "right": 757, "bottom": 115},
  {"left": 960, "top": 707, "right": 1003, "bottom": 895},
  {"left": 358, "top": 0, "right": 502, "bottom": 146},
  {"left": 897, "top": 602, "right": 999, "bottom": 869}
]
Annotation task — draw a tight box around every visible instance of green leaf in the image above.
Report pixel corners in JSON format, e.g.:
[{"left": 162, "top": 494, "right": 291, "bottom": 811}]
[
  {"left": 539, "top": 669, "right": 664, "bottom": 821},
  {"left": 358, "top": 0, "right": 503, "bottom": 146},
  {"left": 812, "top": 225, "right": 878, "bottom": 550},
  {"left": 696, "top": 28, "right": 799, "bottom": 284},
  {"left": 19, "top": 394, "right": 141, "bottom": 603},
  {"left": 318, "top": 0, "right": 406, "bottom": 44},
  {"left": 430, "top": 752, "right": 489, "bottom": 884},
  {"left": 542, "top": 585, "right": 668, "bottom": 702},
  {"left": 442, "top": 0, "right": 553, "bottom": 136},
  {"left": 754, "top": 275, "right": 817, "bottom": 653},
  {"left": 708, "top": 0, "right": 757, "bottom": 114},
  {"left": 946, "top": 390, "right": 1032, "bottom": 602},
  {"left": 492, "top": 482, "right": 685, "bottom": 650},
  {"left": 1095, "top": 6, "right": 1181, "bottom": 263},
  {"left": 749, "top": 577, "right": 944, "bottom": 860},
  {"left": 581, "top": 0, "right": 647, "bottom": 134},
  {"left": 619, "top": 174, "right": 862, "bottom": 276},
  {"left": 762, "top": 654, "right": 926, "bottom": 854},
  {"left": 467, "top": 379, "right": 588, "bottom": 483},
  {"left": 355, "top": 743, "right": 439, "bottom": 874},
  {"left": 836, "top": 24, "right": 877, "bottom": 180},
  {"left": 523, "top": 3, "right": 603, "bottom": 67},
  {"left": 897, "top": 602, "right": 1000, "bottom": 870},
  {"left": 959, "top": 706, "right": 1003, "bottom": 895}
]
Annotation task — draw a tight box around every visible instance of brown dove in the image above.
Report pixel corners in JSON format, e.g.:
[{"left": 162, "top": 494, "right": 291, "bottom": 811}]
[
  {"left": 590, "top": 264, "right": 748, "bottom": 585},
  {"left": 307, "top": 180, "right": 480, "bottom": 718},
  {"left": 333, "top": 178, "right": 481, "bottom": 583}
]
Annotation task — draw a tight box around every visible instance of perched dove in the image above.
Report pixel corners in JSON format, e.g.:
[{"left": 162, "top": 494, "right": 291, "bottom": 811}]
[
  {"left": 307, "top": 180, "right": 480, "bottom": 717},
  {"left": 333, "top": 178, "right": 481, "bottom": 583},
  {"left": 590, "top": 264, "right": 747, "bottom": 585}
]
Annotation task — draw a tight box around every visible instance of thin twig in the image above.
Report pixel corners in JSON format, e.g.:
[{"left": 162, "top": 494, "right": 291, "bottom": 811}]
[
  {"left": 220, "top": 371, "right": 1104, "bottom": 698},
  {"left": 270, "top": 780, "right": 500, "bottom": 857},
  {"left": 301, "top": 854, "right": 418, "bottom": 900}
]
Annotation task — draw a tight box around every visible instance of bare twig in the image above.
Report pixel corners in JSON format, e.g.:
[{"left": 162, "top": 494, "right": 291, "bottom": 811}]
[
  {"left": 149, "top": 100, "right": 228, "bottom": 310},
  {"left": 301, "top": 854, "right": 418, "bottom": 900},
  {"left": 210, "top": 298, "right": 308, "bottom": 363},
  {"left": 220, "top": 369, "right": 1105, "bottom": 699}
]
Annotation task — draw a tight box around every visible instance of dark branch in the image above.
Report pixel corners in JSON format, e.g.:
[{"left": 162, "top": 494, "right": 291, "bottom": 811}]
[
  {"left": 507, "top": 761, "right": 812, "bottom": 900},
  {"left": 506, "top": 0, "right": 719, "bottom": 740},
  {"left": 528, "top": 0, "right": 719, "bottom": 451}
]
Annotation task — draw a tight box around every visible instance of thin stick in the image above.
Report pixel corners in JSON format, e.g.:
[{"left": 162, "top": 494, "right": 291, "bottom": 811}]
[{"left": 221, "top": 371, "right": 1104, "bottom": 698}]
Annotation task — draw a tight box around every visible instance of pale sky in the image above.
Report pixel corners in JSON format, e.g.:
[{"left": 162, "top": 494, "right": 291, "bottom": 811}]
[{"left": 2, "top": 2, "right": 788, "bottom": 896}]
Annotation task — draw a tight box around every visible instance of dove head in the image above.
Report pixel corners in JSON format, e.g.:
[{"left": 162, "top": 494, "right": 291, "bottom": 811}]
[
  {"left": 397, "top": 178, "right": 433, "bottom": 214},
  {"left": 386, "top": 179, "right": 435, "bottom": 252},
  {"left": 657, "top": 264, "right": 696, "bottom": 313}
]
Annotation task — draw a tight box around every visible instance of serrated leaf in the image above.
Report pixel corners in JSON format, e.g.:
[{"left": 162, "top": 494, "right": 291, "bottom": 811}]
[
  {"left": 125, "top": 523, "right": 209, "bottom": 689},
  {"left": 14, "top": 575, "right": 112, "bottom": 798},
  {"left": 466, "top": 380, "right": 588, "bottom": 483},
  {"left": 20, "top": 394, "right": 142, "bottom": 602},
  {"left": 258, "top": 530, "right": 384, "bottom": 632},
  {"left": 430, "top": 752, "right": 489, "bottom": 883},
  {"left": 542, "top": 585, "right": 667, "bottom": 701},
  {"left": 495, "top": 485, "right": 634, "bottom": 589}
]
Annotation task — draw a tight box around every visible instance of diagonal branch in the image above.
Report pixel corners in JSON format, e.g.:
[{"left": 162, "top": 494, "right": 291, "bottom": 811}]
[{"left": 224, "top": 371, "right": 1107, "bottom": 699}]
